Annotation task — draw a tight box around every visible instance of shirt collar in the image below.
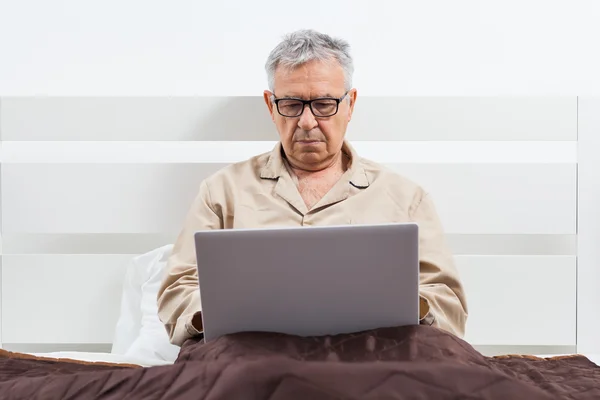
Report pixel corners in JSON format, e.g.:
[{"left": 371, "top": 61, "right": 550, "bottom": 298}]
[{"left": 259, "top": 140, "right": 370, "bottom": 189}]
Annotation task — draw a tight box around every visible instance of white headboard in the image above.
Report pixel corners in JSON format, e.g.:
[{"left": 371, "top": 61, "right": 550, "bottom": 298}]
[{"left": 0, "top": 96, "right": 587, "bottom": 356}]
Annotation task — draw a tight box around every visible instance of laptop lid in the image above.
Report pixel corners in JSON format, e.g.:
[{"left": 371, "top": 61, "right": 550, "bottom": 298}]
[{"left": 194, "top": 222, "right": 419, "bottom": 341}]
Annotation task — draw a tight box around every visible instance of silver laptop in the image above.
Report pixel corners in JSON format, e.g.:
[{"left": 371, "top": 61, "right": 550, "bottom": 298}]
[{"left": 194, "top": 222, "right": 420, "bottom": 342}]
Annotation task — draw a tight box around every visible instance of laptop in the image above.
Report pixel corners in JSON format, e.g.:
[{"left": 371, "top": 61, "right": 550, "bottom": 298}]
[{"left": 194, "top": 222, "right": 420, "bottom": 342}]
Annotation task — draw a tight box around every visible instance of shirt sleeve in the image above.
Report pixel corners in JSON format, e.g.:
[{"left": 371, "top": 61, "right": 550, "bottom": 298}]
[
  {"left": 157, "top": 180, "right": 223, "bottom": 346},
  {"left": 410, "top": 189, "right": 469, "bottom": 338}
]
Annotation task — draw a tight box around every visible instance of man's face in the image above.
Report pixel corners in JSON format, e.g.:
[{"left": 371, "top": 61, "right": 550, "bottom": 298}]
[{"left": 264, "top": 59, "right": 357, "bottom": 171}]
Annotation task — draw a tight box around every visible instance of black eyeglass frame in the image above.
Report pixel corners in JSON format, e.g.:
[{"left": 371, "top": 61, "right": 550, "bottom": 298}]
[{"left": 271, "top": 90, "right": 350, "bottom": 117}]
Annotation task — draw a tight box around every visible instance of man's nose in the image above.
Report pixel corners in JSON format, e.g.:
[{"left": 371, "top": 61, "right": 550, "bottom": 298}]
[{"left": 297, "top": 105, "right": 318, "bottom": 131}]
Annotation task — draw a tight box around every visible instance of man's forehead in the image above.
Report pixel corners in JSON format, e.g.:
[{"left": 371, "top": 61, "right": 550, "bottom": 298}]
[
  {"left": 274, "top": 82, "right": 341, "bottom": 99},
  {"left": 277, "top": 90, "right": 338, "bottom": 99},
  {"left": 273, "top": 62, "right": 345, "bottom": 98}
]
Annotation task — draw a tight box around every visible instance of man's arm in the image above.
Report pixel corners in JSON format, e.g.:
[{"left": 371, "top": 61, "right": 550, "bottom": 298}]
[
  {"left": 157, "top": 180, "right": 223, "bottom": 346},
  {"left": 410, "top": 189, "right": 468, "bottom": 338}
]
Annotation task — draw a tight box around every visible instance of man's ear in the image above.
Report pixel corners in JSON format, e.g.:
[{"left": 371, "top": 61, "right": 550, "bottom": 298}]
[
  {"left": 263, "top": 90, "right": 275, "bottom": 121},
  {"left": 347, "top": 88, "right": 357, "bottom": 121}
]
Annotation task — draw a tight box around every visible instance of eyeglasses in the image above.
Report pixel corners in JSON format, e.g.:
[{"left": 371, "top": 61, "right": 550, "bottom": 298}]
[{"left": 272, "top": 91, "right": 349, "bottom": 117}]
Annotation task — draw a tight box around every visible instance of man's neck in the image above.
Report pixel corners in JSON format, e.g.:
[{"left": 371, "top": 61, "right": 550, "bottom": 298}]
[
  {"left": 286, "top": 151, "right": 350, "bottom": 210},
  {"left": 288, "top": 151, "right": 349, "bottom": 181}
]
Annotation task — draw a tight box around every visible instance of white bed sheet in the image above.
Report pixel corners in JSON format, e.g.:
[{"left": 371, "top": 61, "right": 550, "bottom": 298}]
[
  {"left": 535, "top": 353, "right": 600, "bottom": 366},
  {"left": 586, "top": 354, "right": 600, "bottom": 365},
  {"left": 27, "top": 351, "right": 174, "bottom": 368}
]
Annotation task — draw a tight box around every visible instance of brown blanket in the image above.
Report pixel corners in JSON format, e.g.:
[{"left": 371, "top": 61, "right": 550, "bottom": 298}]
[{"left": 0, "top": 326, "right": 598, "bottom": 399}]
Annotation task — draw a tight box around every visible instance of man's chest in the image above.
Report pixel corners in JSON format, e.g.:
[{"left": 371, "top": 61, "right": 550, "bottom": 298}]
[
  {"left": 296, "top": 175, "right": 341, "bottom": 210},
  {"left": 224, "top": 181, "right": 410, "bottom": 230}
]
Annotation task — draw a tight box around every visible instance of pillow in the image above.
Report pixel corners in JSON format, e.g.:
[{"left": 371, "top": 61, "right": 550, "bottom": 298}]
[
  {"left": 112, "top": 244, "right": 180, "bottom": 365},
  {"left": 111, "top": 252, "right": 144, "bottom": 355}
]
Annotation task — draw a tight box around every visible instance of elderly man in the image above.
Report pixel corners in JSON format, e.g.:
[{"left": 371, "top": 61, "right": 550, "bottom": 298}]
[{"left": 157, "top": 29, "right": 468, "bottom": 346}]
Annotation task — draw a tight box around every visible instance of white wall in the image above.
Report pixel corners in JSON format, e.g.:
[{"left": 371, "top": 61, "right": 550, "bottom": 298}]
[
  {"left": 577, "top": 97, "right": 600, "bottom": 354},
  {"left": 0, "top": 0, "right": 599, "bottom": 96}
]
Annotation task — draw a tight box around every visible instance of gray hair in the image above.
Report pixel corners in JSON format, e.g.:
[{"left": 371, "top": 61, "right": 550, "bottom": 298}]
[{"left": 265, "top": 29, "right": 354, "bottom": 93}]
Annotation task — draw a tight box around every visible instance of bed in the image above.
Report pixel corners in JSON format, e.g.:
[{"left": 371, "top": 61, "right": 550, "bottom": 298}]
[
  {"left": 3, "top": 325, "right": 600, "bottom": 399},
  {"left": 0, "top": 245, "right": 594, "bottom": 399}
]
